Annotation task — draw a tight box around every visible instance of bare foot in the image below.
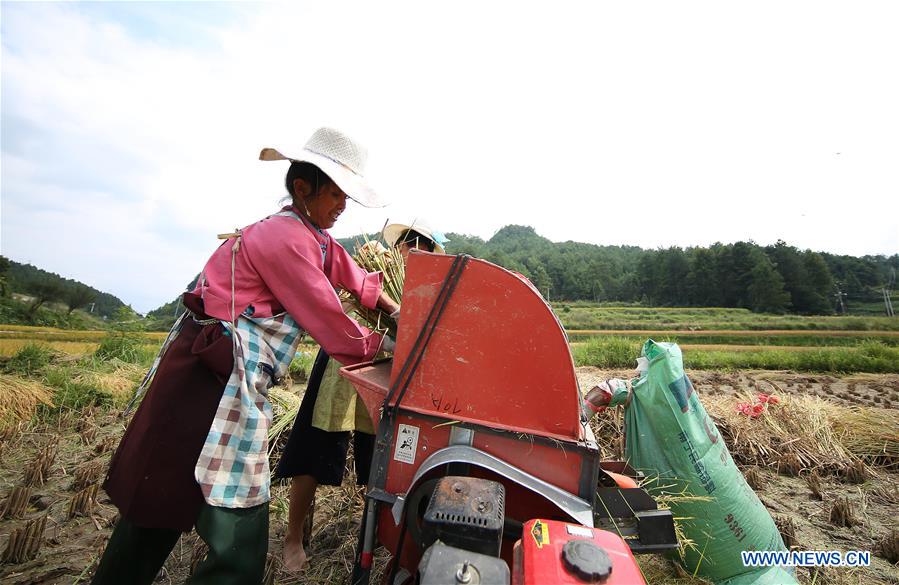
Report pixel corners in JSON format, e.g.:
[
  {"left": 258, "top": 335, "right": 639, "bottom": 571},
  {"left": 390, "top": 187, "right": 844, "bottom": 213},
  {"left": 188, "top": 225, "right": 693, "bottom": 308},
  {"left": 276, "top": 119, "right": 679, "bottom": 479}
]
[{"left": 282, "top": 537, "right": 308, "bottom": 573}]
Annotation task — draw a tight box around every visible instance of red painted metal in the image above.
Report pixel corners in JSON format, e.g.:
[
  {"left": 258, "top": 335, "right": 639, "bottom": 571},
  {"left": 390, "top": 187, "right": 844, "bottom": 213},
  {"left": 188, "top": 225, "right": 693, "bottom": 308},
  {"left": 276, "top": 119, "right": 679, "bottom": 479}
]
[
  {"left": 370, "top": 411, "right": 598, "bottom": 572},
  {"left": 512, "top": 519, "right": 646, "bottom": 585},
  {"left": 340, "top": 253, "right": 598, "bottom": 577},
  {"left": 390, "top": 252, "right": 582, "bottom": 441}
]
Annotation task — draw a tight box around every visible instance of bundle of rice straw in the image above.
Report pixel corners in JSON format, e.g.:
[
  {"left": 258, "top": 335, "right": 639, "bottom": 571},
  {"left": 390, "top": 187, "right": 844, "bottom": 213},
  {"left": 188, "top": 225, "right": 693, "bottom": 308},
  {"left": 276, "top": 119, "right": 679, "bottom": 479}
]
[
  {"left": 831, "top": 406, "right": 899, "bottom": 470},
  {"left": 72, "top": 360, "right": 146, "bottom": 404},
  {"left": 268, "top": 386, "right": 302, "bottom": 458},
  {"left": 0, "top": 374, "right": 55, "bottom": 429},
  {"left": 704, "top": 393, "right": 866, "bottom": 474},
  {"left": 342, "top": 237, "right": 405, "bottom": 338}
]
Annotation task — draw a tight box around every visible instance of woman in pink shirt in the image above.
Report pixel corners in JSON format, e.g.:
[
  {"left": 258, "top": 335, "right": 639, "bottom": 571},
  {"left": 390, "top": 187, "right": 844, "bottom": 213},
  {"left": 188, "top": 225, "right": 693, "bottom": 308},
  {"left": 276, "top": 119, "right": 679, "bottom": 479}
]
[{"left": 93, "top": 128, "right": 398, "bottom": 585}]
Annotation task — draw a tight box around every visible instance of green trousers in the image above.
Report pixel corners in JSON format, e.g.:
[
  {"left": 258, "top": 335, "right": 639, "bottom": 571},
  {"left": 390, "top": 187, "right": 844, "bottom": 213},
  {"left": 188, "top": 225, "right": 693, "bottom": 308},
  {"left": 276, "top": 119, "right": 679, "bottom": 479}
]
[{"left": 91, "top": 501, "right": 269, "bottom": 585}]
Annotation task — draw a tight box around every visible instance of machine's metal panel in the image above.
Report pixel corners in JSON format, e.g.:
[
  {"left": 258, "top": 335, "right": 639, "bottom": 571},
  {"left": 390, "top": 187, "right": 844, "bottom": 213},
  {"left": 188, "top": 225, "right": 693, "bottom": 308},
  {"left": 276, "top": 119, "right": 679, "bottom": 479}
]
[
  {"left": 394, "top": 445, "right": 595, "bottom": 528},
  {"left": 390, "top": 253, "right": 582, "bottom": 441}
]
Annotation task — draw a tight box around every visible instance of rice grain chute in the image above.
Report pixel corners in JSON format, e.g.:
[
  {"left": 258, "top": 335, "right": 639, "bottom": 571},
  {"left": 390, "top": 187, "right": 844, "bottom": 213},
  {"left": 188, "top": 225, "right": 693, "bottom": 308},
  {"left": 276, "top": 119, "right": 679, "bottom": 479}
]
[{"left": 341, "top": 252, "right": 678, "bottom": 584}]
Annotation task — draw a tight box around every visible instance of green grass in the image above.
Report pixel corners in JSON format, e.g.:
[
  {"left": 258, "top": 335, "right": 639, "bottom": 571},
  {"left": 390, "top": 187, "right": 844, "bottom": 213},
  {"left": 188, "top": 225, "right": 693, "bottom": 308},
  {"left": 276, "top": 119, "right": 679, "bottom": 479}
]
[
  {"left": 572, "top": 337, "right": 899, "bottom": 373},
  {"left": 0, "top": 336, "right": 152, "bottom": 419},
  {"left": 289, "top": 348, "right": 315, "bottom": 380},
  {"left": 42, "top": 365, "right": 114, "bottom": 410},
  {"left": 0, "top": 325, "right": 166, "bottom": 343},
  {"left": 94, "top": 333, "right": 157, "bottom": 364},
  {"left": 554, "top": 305, "right": 899, "bottom": 331},
  {"left": 1, "top": 342, "right": 57, "bottom": 375},
  {"left": 566, "top": 331, "right": 899, "bottom": 347},
  {"left": 571, "top": 337, "right": 642, "bottom": 369},
  {"left": 682, "top": 343, "right": 899, "bottom": 373}
]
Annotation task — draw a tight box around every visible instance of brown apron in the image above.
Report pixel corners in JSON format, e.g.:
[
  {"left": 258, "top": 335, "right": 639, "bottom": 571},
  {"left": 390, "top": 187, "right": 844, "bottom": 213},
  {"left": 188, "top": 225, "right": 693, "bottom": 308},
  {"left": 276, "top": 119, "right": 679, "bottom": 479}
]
[{"left": 103, "top": 293, "right": 233, "bottom": 532}]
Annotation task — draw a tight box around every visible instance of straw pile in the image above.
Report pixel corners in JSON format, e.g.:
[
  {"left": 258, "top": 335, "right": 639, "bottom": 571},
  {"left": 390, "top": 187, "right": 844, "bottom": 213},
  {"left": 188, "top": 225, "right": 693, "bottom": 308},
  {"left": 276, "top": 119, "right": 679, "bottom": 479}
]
[
  {"left": 588, "top": 407, "right": 625, "bottom": 459},
  {"left": 268, "top": 387, "right": 301, "bottom": 453},
  {"left": 705, "top": 394, "right": 838, "bottom": 471},
  {"left": 72, "top": 360, "right": 145, "bottom": 404},
  {"left": 341, "top": 239, "right": 405, "bottom": 338},
  {"left": 704, "top": 393, "right": 898, "bottom": 475},
  {"left": 0, "top": 374, "right": 55, "bottom": 430},
  {"left": 830, "top": 407, "right": 899, "bottom": 470},
  {"left": 589, "top": 391, "right": 898, "bottom": 476}
]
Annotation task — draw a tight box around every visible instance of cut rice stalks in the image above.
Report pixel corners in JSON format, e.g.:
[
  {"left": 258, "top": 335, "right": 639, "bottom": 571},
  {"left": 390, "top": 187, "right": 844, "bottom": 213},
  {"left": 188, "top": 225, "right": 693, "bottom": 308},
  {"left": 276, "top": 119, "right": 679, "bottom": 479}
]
[
  {"left": 831, "top": 407, "right": 899, "bottom": 470},
  {"left": 590, "top": 391, "right": 896, "bottom": 477},
  {"left": 341, "top": 238, "right": 405, "bottom": 338},
  {"left": 1, "top": 514, "right": 47, "bottom": 564},
  {"left": 267, "top": 386, "right": 301, "bottom": 462},
  {"left": 1, "top": 485, "right": 32, "bottom": 519},
  {"left": 67, "top": 484, "right": 99, "bottom": 519},
  {"left": 22, "top": 437, "right": 59, "bottom": 487},
  {"left": 72, "top": 460, "right": 105, "bottom": 492},
  {"left": 703, "top": 394, "right": 886, "bottom": 476},
  {"left": 875, "top": 530, "right": 899, "bottom": 564},
  {"left": 0, "top": 374, "right": 55, "bottom": 430},
  {"left": 71, "top": 361, "right": 144, "bottom": 404},
  {"left": 635, "top": 476, "right": 712, "bottom": 562}
]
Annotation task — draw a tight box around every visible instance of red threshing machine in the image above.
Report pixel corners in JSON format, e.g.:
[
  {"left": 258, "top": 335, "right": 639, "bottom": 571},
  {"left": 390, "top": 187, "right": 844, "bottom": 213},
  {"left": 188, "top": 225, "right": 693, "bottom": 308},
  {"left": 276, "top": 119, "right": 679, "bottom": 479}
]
[{"left": 341, "top": 252, "right": 678, "bottom": 584}]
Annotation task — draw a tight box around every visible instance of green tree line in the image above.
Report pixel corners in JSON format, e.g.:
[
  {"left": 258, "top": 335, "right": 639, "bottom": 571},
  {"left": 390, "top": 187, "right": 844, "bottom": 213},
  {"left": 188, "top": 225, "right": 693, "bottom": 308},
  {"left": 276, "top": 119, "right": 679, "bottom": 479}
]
[
  {"left": 442, "top": 226, "right": 897, "bottom": 315},
  {"left": 0, "top": 257, "right": 127, "bottom": 318},
  {"left": 8, "top": 223, "right": 890, "bottom": 329}
]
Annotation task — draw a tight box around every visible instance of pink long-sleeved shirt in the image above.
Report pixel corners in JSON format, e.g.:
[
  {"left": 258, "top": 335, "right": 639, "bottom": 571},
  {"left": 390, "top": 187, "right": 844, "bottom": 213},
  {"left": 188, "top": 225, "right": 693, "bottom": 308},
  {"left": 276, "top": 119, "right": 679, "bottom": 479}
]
[{"left": 194, "top": 207, "right": 384, "bottom": 365}]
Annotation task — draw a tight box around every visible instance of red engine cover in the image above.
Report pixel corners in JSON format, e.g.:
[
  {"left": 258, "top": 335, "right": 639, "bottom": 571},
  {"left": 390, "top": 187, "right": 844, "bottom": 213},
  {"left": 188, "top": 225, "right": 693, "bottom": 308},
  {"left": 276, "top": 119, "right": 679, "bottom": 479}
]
[{"left": 512, "top": 519, "right": 645, "bottom": 585}]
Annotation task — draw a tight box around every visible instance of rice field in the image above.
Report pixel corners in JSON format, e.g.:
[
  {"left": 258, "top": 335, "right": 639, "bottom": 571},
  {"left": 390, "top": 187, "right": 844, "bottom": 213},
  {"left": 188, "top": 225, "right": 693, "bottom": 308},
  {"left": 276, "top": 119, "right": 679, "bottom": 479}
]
[
  {"left": 572, "top": 337, "right": 899, "bottom": 373},
  {"left": 4, "top": 310, "right": 899, "bottom": 374},
  {"left": 0, "top": 326, "right": 165, "bottom": 358},
  {"left": 554, "top": 305, "right": 899, "bottom": 374},
  {"left": 1, "top": 309, "right": 899, "bottom": 583},
  {"left": 0, "top": 340, "right": 101, "bottom": 357},
  {"left": 0, "top": 325, "right": 166, "bottom": 342},
  {"left": 566, "top": 329, "right": 899, "bottom": 346},
  {"left": 554, "top": 305, "right": 899, "bottom": 331},
  {"left": 2, "top": 362, "right": 897, "bottom": 583}
]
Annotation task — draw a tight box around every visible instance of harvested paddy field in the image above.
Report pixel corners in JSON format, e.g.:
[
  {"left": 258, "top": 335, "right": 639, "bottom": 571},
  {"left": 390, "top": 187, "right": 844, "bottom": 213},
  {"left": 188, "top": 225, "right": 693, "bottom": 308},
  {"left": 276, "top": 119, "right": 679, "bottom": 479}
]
[
  {"left": 1, "top": 311, "right": 897, "bottom": 583},
  {"left": 0, "top": 366, "right": 897, "bottom": 584}
]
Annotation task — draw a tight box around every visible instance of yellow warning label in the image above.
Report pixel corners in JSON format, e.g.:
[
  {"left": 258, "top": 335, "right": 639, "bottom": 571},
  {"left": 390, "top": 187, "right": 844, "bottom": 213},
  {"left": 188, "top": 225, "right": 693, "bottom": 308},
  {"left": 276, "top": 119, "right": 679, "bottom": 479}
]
[{"left": 530, "top": 520, "right": 550, "bottom": 549}]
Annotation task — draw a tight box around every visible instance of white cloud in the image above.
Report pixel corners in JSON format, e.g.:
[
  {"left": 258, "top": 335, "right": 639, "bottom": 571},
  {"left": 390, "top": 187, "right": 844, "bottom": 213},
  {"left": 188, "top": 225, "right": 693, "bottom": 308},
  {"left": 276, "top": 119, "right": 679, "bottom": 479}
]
[{"left": 2, "top": 1, "right": 898, "bottom": 312}]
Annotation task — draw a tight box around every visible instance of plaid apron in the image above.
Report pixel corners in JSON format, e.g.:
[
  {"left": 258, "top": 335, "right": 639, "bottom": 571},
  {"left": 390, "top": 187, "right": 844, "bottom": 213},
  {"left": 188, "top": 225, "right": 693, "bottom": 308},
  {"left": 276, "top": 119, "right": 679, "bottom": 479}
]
[{"left": 194, "top": 313, "right": 303, "bottom": 507}]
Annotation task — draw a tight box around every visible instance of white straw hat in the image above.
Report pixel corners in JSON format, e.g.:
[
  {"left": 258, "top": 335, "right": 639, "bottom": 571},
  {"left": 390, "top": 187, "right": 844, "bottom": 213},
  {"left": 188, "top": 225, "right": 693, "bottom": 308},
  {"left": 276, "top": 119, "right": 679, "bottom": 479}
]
[
  {"left": 384, "top": 220, "right": 449, "bottom": 254},
  {"left": 259, "top": 127, "right": 382, "bottom": 207}
]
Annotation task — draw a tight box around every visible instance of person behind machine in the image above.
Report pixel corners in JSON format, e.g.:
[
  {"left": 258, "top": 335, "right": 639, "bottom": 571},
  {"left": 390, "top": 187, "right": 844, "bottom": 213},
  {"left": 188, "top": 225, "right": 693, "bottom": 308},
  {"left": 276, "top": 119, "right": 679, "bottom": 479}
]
[
  {"left": 276, "top": 220, "right": 447, "bottom": 573},
  {"left": 91, "top": 127, "right": 399, "bottom": 585},
  {"left": 384, "top": 221, "right": 448, "bottom": 260}
]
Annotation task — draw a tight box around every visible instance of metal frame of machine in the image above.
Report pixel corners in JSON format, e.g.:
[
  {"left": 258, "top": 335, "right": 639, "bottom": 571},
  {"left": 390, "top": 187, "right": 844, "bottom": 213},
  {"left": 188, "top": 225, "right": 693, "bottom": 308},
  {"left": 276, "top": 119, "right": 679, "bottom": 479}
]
[{"left": 341, "top": 253, "right": 677, "bottom": 584}]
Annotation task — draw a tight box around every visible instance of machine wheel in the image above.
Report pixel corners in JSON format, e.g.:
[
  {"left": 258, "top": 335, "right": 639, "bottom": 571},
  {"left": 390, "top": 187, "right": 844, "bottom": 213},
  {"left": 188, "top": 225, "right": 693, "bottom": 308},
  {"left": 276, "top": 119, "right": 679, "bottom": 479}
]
[{"left": 403, "top": 478, "right": 439, "bottom": 554}]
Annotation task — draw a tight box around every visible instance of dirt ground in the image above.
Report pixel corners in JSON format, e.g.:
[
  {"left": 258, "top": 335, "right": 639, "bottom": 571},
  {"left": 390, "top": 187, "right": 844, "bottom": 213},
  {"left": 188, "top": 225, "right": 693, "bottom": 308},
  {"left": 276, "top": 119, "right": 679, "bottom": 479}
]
[{"left": 0, "top": 369, "right": 897, "bottom": 584}]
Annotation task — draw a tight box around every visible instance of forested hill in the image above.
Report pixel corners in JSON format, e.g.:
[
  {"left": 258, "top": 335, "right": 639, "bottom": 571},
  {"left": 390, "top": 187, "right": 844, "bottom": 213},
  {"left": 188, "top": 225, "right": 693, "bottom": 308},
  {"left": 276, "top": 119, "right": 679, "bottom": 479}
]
[
  {"left": 458, "top": 226, "right": 897, "bottom": 314},
  {"left": 140, "top": 226, "right": 896, "bottom": 321},
  {"left": 342, "top": 225, "right": 896, "bottom": 315},
  {"left": 0, "top": 257, "right": 126, "bottom": 319}
]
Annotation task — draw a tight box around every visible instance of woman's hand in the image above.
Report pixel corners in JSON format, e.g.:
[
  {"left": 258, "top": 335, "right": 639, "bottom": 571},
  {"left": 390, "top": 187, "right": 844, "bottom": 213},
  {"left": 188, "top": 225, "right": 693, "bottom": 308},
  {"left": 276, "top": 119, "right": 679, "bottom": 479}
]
[{"left": 377, "top": 291, "right": 400, "bottom": 316}]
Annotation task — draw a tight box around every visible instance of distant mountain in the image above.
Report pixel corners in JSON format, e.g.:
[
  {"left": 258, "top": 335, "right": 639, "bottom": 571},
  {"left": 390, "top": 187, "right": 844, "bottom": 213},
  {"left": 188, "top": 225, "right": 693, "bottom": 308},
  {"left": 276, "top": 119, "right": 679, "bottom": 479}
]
[
  {"left": 336, "top": 233, "right": 383, "bottom": 251},
  {"left": 139, "top": 226, "right": 897, "bottom": 318},
  {"left": 143, "top": 274, "right": 200, "bottom": 330},
  {"left": 1, "top": 257, "right": 127, "bottom": 318}
]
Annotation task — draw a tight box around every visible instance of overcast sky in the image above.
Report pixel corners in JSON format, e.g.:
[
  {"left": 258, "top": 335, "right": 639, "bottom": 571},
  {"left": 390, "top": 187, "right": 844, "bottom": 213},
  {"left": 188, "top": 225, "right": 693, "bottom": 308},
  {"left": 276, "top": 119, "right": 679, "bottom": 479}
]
[{"left": 2, "top": 1, "right": 897, "bottom": 313}]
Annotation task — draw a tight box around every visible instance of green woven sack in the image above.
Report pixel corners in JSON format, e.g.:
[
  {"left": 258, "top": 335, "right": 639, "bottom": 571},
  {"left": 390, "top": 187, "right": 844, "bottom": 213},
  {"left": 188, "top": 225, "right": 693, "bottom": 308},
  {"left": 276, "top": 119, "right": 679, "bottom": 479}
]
[{"left": 618, "top": 340, "right": 796, "bottom": 584}]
